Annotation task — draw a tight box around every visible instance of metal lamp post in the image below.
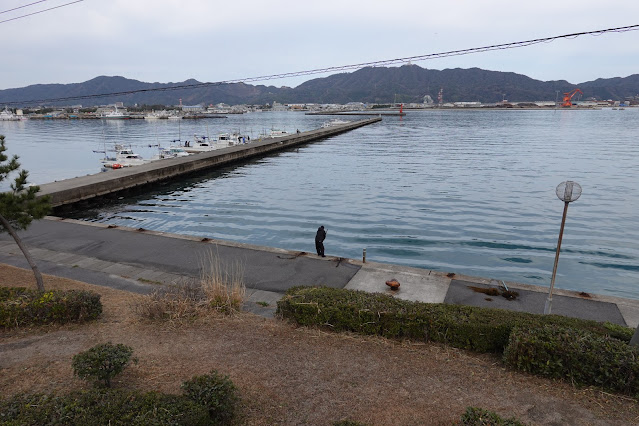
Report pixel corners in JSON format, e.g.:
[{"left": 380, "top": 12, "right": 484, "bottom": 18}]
[{"left": 544, "top": 181, "right": 582, "bottom": 315}]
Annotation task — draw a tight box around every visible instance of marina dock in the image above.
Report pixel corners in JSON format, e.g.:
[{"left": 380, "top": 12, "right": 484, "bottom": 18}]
[{"left": 38, "top": 117, "right": 381, "bottom": 207}]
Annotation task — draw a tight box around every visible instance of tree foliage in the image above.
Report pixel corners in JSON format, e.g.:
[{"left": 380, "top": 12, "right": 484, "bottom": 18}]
[{"left": 0, "top": 135, "right": 51, "bottom": 230}]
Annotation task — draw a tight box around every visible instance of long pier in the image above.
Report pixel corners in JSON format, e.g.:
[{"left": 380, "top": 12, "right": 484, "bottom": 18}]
[
  {"left": 306, "top": 111, "right": 405, "bottom": 116},
  {"left": 38, "top": 117, "right": 381, "bottom": 207}
]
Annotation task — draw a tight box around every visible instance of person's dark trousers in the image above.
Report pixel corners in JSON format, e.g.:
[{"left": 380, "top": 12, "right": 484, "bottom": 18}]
[{"left": 315, "top": 241, "right": 324, "bottom": 256}]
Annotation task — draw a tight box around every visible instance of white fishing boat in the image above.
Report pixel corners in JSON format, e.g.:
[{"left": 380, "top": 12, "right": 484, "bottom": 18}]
[
  {"left": 182, "top": 132, "right": 250, "bottom": 153},
  {"left": 144, "top": 110, "right": 169, "bottom": 120},
  {"left": 268, "top": 129, "right": 289, "bottom": 138},
  {"left": 0, "top": 107, "right": 20, "bottom": 121},
  {"left": 101, "top": 106, "right": 130, "bottom": 120},
  {"left": 150, "top": 146, "right": 191, "bottom": 160},
  {"left": 182, "top": 135, "right": 219, "bottom": 153},
  {"left": 257, "top": 128, "right": 289, "bottom": 139},
  {"left": 217, "top": 133, "right": 250, "bottom": 146},
  {"left": 102, "top": 145, "right": 148, "bottom": 168},
  {"left": 321, "top": 118, "right": 351, "bottom": 128}
]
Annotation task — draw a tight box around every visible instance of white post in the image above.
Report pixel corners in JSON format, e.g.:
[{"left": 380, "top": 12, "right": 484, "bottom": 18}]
[{"left": 545, "top": 201, "right": 569, "bottom": 315}]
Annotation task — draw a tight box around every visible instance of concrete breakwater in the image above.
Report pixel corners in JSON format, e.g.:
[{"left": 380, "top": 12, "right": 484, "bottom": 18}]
[
  {"left": 305, "top": 111, "right": 406, "bottom": 116},
  {"left": 38, "top": 117, "right": 381, "bottom": 208}
]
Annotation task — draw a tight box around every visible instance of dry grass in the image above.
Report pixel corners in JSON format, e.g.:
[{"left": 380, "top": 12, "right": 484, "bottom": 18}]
[
  {"left": 133, "top": 250, "right": 246, "bottom": 324},
  {"left": 133, "top": 279, "right": 206, "bottom": 324},
  {"left": 2, "top": 263, "right": 639, "bottom": 425},
  {"left": 199, "top": 249, "right": 245, "bottom": 314}
]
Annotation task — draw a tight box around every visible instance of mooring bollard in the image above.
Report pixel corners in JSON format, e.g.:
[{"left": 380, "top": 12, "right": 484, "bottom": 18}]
[{"left": 363, "top": 248, "right": 366, "bottom": 263}]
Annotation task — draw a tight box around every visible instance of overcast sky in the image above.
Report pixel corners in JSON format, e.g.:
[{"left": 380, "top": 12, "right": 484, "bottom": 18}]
[{"left": 2, "top": 0, "right": 639, "bottom": 90}]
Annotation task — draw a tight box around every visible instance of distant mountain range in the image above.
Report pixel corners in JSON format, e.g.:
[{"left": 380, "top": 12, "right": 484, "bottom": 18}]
[{"left": 1, "top": 65, "right": 638, "bottom": 107}]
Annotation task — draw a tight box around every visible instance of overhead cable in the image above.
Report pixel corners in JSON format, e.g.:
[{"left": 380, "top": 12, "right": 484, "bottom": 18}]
[
  {"left": 0, "top": 0, "right": 51, "bottom": 15},
  {"left": 0, "top": 0, "right": 85, "bottom": 24},
  {"left": 4, "top": 23, "right": 639, "bottom": 105}
]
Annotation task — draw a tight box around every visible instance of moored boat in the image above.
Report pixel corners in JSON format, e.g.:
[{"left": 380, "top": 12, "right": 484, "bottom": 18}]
[
  {"left": 101, "top": 106, "right": 130, "bottom": 120},
  {"left": 182, "top": 135, "right": 219, "bottom": 153},
  {"left": 150, "top": 146, "right": 191, "bottom": 160},
  {"left": 321, "top": 118, "right": 351, "bottom": 128},
  {"left": 101, "top": 145, "right": 148, "bottom": 168},
  {"left": 0, "top": 107, "right": 21, "bottom": 121}
]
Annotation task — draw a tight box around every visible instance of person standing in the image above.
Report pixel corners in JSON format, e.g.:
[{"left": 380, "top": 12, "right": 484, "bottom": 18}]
[{"left": 315, "top": 226, "right": 326, "bottom": 257}]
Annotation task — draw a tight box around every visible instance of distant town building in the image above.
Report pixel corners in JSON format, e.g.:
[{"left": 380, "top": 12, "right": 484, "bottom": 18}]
[
  {"left": 271, "top": 101, "right": 287, "bottom": 111},
  {"left": 423, "top": 95, "right": 434, "bottom": 104},
  {"left": 453, "top": 102, "right": 481, "bottom": 108},
  {"left": 182, "top": 104, "right": 204, "bottom": 113},
  {"left": 346, "top": 102, "right": 366, "bottom": 110}
]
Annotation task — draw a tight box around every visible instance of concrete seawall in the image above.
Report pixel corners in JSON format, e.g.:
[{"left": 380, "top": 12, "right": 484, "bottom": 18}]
[
  {"left": 1, "top": 216, "right": 637, "bottom": 325},
  {"left": 38, "top": 117, "right": 381, "bottom": 207}
]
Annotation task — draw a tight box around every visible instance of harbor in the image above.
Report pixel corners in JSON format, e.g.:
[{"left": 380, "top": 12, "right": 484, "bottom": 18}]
[
  {"left": 38, "top": 117, "right": 381, "bottom": 207},
  {"left": 2, "top": 109, "right": 638, "bottom": 301}
]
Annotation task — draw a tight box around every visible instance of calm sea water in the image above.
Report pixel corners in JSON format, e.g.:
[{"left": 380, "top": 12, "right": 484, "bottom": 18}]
[{"left": 1, "top": 109, "right": 638, "bottom": 299}]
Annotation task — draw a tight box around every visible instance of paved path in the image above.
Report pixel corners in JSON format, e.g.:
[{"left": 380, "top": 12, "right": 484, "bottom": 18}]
[{"left": 1, "top": 217, "right": 638, "bottom": 327}]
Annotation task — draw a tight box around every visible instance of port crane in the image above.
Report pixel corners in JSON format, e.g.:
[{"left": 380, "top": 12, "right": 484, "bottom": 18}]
[{"left": 562, "top": 88, "right": 583, "bottom": 107}]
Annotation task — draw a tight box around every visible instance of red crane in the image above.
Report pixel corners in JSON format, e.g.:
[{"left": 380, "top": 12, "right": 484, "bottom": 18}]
[{"left": 562, "top": 88, "right": 583, "bottom": 107}]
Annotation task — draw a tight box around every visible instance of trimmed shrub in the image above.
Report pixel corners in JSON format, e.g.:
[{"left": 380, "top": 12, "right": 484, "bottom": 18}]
[
  {"left": 0, "top": 287, "right": 102, "bottom": 328},
  {"left": 0, "top": 389, "right": 210, "bottom": 425},
  {"left": 181, "top": 370, "right": 239, "bottom": 425},
  {"left": 458, "top": 407, "right": 526, "bottom": 425},
  {"left": 277, "top": 286, "right": 632, "bottom": 353},
  {"left": 504, "top": 325, "right": 639, "bottom": 396},
  {"left": 72, "top": 342, "right": 137, "bottom": 388}
]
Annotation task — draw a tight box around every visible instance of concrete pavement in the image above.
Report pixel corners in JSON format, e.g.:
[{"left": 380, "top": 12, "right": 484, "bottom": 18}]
[{"left": 1, "top": 216, "right": 638, "bottom": 327}]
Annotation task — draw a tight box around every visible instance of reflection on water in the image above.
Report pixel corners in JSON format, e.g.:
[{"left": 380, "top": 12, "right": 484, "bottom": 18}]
[{"left": 3, "top": 109, "right": 639, "bottom": 299}]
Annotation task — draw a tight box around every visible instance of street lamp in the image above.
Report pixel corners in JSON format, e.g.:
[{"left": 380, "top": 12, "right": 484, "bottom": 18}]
[{"left": 544, "top": 181, "right": 582, "bottom": 315}]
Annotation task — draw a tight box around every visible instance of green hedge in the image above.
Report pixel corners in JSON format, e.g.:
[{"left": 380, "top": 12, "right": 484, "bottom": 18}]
[
  {"left": 72, "top": 342, "right": 137, "bottom": 388},
  {"left": 0, "top": 389, "right": 210, "bottom": 425},
  {"left": 504, "top": 325, "right": 639, "bottom": 397},
  {"left": 0, "top": 287, "right": 102, "bottom": 328},
  {"left": 277, "top": 286, "right": 632, "bottom": 353},
  {"left": 0, "top": 368, "right": 242, "bottom": 425},
  {"left": 181, "top": 370, "right": 239, "bottom": 425}
]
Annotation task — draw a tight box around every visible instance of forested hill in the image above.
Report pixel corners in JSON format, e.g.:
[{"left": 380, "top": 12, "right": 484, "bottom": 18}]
[{"left": 1, "top": 65, "right": 637, "bottom": 106}]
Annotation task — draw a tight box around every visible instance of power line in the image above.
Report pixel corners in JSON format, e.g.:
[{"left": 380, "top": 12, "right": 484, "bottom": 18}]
[
  {"left": 0, "top": 0, "right": 85, "bottom": 24},
  {"left": 4, "top": 23, "right": 639, "bottom": 106},
  {"left": 0, "top": 0, "right": 51, "bottom": 15}
]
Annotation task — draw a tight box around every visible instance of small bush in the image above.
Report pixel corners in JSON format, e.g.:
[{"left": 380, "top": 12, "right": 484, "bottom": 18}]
[
  {"left": 458, "top": 407, "right": 526, "bottom": 425},
  {"left": 72, "top": 342, "right": 137, "bottom": 388},
  {"left": 0, "top": 389, "right": 210, "bottom": 425},
  {"left": 504, "top": 325, "right": 639, "bottom": 396},
  {"left": 0, "top": 287, "right": 102, "bottom": 328},
  {"left": 181, "top": 370, "right": 239, "bottom": 424},
  {"left": 277, "top": 286, "right": 632, "bottom": 353}
]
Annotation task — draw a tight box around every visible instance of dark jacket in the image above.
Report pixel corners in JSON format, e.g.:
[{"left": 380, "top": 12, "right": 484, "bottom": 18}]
[{"left": 315, "top": 226, "right": 326, "bottom": 243}]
